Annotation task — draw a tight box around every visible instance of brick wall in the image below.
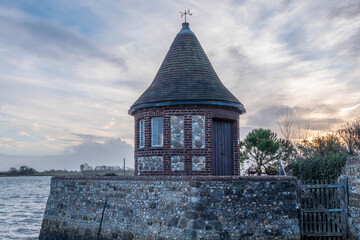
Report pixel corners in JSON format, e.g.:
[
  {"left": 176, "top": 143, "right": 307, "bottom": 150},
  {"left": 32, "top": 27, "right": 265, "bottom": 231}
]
[
  {"left": 132, "top": 105, "right": 240, "bottom": 176},
  {"left": 341, "top": 156, "right": 360, "bottom": 239},
  {"left": 39, "top": 176, "right": 301, "bottom": 240}
]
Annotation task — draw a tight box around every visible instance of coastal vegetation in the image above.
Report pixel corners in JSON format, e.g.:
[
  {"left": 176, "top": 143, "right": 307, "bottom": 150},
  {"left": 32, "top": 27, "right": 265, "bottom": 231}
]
[
  {"left": 0, "top": 166, "right": 80, "bottom": 177},
  {"left": 293, "top": 117, "right": 359, "bottom": 180},
  {"left": 239, "top": 128, "right": 295, "bottom": 175},
  {"left": 241, "top": 116, "right": 360, "bottom": 180},
  {"left": 1, "top": 164, "right": 134, "bottom": 177}
]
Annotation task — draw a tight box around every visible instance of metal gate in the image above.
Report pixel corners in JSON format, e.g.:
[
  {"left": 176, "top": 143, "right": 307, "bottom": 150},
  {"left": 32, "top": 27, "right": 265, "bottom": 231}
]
[{"left": 300, "top": 177, "right": 348, "bottom": 239}]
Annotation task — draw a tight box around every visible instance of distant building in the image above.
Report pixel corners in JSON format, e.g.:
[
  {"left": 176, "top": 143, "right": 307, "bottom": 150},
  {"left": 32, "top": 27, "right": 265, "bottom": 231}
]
[{"left": 129, "top": 21, "right": 245, "bottom": 176}]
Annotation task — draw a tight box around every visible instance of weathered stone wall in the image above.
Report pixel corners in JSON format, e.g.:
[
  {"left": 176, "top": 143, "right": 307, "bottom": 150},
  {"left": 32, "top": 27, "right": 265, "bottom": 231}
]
[
  {"left": 40, "top": 176, "right": 300, "bottom": 240},
  {"left": 341, "top": 156, "right": 360, "bottom": 239}
]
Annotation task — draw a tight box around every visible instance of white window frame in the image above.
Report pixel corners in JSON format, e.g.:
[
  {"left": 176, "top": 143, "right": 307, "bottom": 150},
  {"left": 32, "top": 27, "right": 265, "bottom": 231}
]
[
  {"left": 139, "top": 119, "right": 145, "bottom": 148},
  {"left": 151, "top": 117, "right": 163, "bottom": 147}
]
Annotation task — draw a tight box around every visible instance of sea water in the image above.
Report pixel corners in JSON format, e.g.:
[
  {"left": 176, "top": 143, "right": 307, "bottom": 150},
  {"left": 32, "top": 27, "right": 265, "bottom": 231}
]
[{"left": 0, "top": 176, "right": 51, "bottom": 240}]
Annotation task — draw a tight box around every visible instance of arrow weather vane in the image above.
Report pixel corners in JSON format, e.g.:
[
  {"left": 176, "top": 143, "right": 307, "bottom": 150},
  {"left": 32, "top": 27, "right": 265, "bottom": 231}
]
[{"left": 180, "top": 9, "right": 192, "bottom": 23}]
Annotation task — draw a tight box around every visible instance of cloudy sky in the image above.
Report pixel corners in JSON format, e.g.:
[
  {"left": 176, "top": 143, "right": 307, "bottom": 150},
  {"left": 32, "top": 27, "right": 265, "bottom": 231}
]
[{"left": 0, "top": 0, "right": 359, "bottom": 171}]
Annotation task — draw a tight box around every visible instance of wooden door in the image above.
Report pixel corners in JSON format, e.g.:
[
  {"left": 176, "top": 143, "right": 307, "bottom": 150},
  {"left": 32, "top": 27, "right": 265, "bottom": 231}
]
[{"left": 212, "top": 119, "right": 234, "bottom": 176}]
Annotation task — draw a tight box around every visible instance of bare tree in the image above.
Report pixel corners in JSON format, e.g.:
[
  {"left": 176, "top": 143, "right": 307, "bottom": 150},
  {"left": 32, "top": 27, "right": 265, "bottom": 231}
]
[
  {"left": 303, "top": 119, "right": 310, "bottom": 140},
  {"left": 297, "top": 119, "right": 310, "bottom": 142},
  {"left": 338, "top": 116, "right": 360, "bottom": 155},
  {"left": 278, "top": 108, "right": 296, "bottom": 141}
]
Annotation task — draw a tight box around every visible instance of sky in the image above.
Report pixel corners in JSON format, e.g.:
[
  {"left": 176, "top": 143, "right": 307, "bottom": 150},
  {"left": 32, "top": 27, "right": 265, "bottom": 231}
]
[{"left": 0, "top": 0, "right": 359, "bottom": 171}]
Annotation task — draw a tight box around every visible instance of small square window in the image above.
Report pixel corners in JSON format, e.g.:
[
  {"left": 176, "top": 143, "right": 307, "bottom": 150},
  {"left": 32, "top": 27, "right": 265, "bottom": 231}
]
[
  {"left": 151, "top": 117, "right": 163, "bottom": 147},
  {"left": 139, "top": 119, "right": 145, "bottom": 148}
]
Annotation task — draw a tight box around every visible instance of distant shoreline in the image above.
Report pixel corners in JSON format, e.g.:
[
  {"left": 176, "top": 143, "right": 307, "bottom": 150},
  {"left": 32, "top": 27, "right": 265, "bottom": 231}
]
[
  {"left": 0, "top": 172, "right": 81, "bottom": 177},
  {"left": 0, "top": 172, "right": 134, "bottom": 177}
]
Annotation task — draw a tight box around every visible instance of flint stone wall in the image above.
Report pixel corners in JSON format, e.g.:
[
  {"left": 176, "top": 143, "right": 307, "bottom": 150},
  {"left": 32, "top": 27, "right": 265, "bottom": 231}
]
[
  {"left": 171, "top": 156, "right": 185, "bottom": 171},
  {"left": 137, "top": 156, "right": 163, "bottom": 171},
  {"left": 192, "top": 115, "right": 205, "bottom": 149},
  {"left": 171, "top": 116, "right": 184, "bottom": 148},
  {"left": 341, "top": 156, "right": 360, "bottom": 239},
  {"left": 40, "top": 176, "right": 300, "bottom": 240}
]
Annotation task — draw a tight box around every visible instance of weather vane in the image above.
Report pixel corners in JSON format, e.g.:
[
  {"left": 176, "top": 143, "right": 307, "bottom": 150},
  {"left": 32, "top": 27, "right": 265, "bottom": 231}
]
[{"left": 180, "top": 9, "right": 192, "bottom": 23}]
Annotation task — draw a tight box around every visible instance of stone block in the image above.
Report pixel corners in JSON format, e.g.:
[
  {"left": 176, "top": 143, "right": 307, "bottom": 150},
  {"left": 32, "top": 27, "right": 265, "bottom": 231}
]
[
  {"left": 138, "top": 156, "right": 163, "bottom": 171},
  {"left": 192, "top": 115, "right": 205, "bottom": 149},
  {"left": 171, "top": 156, "right": 185, "bottom": 171},
  {"left": 192, "top": 156, "right": 205, "bottom": 171},
  {"left": 171, "top": 116, "right": 184, "bottom": 148}
]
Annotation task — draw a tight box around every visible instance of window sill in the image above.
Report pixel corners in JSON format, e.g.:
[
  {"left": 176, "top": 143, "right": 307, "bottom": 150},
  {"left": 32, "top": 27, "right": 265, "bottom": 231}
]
[
  {"left": 136, "top": 146, "right": 164, "bottom": 150},
  {"left": 149, "top": 146, "right": 163, "bottom": 149}
]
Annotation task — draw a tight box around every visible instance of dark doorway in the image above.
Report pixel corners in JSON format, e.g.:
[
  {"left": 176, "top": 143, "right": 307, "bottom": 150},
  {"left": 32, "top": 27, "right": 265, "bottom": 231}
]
[{"left": 212, "top": 119, "right": 234, "bottom": 176}]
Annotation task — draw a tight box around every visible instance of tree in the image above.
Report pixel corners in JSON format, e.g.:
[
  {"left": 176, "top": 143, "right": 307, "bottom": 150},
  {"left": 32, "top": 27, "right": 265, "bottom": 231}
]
[
  {"left": 293, "top": 153, "right": 348, "bottom": 180},
  {"left": 18, "top": 166, "right": 37, "bottom": 175},
  {"left": 278, "top": 138, "right": 297, "bottom": 163},
  {"left": 8, "top": 167, "right": 18, "bottom": 175},
  {"left": 240, "top": 128, "right": 295, "bottom": 175},
  {"left": 278, "top": 108, "right": 296, "bottom": 141},
  {"left": 293, "top": 131, "right": 350, "bottom": 180},
  {"left": 297, "top": 132, "right": 345, "bottom": 159},
  {"left": 338, "top": 117, "right": 360, "bottom": 155},
  {"left": 297, "top": 119, "right": 310, "bottom": 141}
]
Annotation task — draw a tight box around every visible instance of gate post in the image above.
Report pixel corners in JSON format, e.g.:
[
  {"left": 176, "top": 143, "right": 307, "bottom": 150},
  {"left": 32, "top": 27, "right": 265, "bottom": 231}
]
[
  {"left": 297, "top": 179, "right": 303, "bottom": 239},
  {"left": 339, "top": 176, "right": 348, "bottom": 239}
]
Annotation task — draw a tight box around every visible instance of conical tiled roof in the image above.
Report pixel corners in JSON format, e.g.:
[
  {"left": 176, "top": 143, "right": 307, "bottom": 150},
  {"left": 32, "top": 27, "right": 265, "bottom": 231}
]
[{"left": 129, "top": 22, "right": 245, "bottom": 115}]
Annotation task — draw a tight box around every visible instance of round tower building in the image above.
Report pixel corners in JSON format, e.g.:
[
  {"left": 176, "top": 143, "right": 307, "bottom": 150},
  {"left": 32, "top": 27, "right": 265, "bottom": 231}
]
[{"left": 129, "top": 22, "right": 245, "bottom": 176}]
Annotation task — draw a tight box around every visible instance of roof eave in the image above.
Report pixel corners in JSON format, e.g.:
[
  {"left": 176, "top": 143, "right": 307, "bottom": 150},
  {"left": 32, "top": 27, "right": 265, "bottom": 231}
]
[{"left": 128, "top": 101, "right": 246, "bottom": 116}]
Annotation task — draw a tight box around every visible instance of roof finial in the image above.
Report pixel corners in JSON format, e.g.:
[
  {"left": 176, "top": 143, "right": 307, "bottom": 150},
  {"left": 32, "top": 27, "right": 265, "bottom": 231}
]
[{"left": 180, "top": 9, "right": 192, "bottom": 23}]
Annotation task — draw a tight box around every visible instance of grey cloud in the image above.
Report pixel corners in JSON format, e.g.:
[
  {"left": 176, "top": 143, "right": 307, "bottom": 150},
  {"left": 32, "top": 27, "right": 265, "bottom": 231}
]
[
  {"left": 239, "top": 126, "right": 253, "bottom": 140},
  {"left": 246, "top": 105, "right": 291, "bottom": 128},
  {"left": 112, "top": 79, "right": 145, "bottom": 90},
  {"left": 292, "top": 104, "right": 340, "bottom": 117},
  {"left": 0, "top": 10, "right": 125, "bottom": 68},
  {"left": 281, "top": 0, "right": 296, "bottom": 9},
  {"left": 0, "top": 137, "right": 134, "bottom": 171},
  {"left": 305, "top": 118, "right": 343, "bottom": 131},
  {"left": 72, "top": 133, "right": 110, "bottom": 142},
  {"left": 339, "top": 29, "right": 360, "bottom": 59},
  {"left": 246, "top": 104, "right": 343, "bottom": 131},
  {"left": 224, "top": 46, "right": 276, "bottom": 103},
  {"left": 227, "top": 47, "right": 262, "bottom": 81},
  {"left": 329, "top": 0, "right": 360, "bottom": 19}
]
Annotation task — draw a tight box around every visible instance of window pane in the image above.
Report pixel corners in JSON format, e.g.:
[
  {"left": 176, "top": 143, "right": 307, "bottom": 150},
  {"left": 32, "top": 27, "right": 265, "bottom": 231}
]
[
  {"left": 151, "top": 117, "right": 163, "bottom": 147},
  {"left": 139, "top": 120, "right": 145, "bottom": 148}
]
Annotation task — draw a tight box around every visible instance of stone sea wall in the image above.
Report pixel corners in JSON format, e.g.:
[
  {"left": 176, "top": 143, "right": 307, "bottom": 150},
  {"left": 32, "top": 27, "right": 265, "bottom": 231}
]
[
  {"left": 40, "top": 176, "right": 300, "bottom": 240},
  {"left": 341, "top": 156, "right": 360, "bottom": 239}
]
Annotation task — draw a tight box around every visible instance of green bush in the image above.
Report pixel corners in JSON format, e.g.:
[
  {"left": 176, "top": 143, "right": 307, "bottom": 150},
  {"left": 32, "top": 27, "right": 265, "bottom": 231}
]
[
  {"left": 293, "top": 153, "right": 348, "bottom": 180},
  {"left": 104, "top": 173, "right": 117, "bottom": 176}
]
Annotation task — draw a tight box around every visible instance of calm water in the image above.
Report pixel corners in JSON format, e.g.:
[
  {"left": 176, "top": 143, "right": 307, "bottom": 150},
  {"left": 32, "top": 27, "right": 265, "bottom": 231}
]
[{"left": 0, "top": 176, "right": 51, "bottom": 240}]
